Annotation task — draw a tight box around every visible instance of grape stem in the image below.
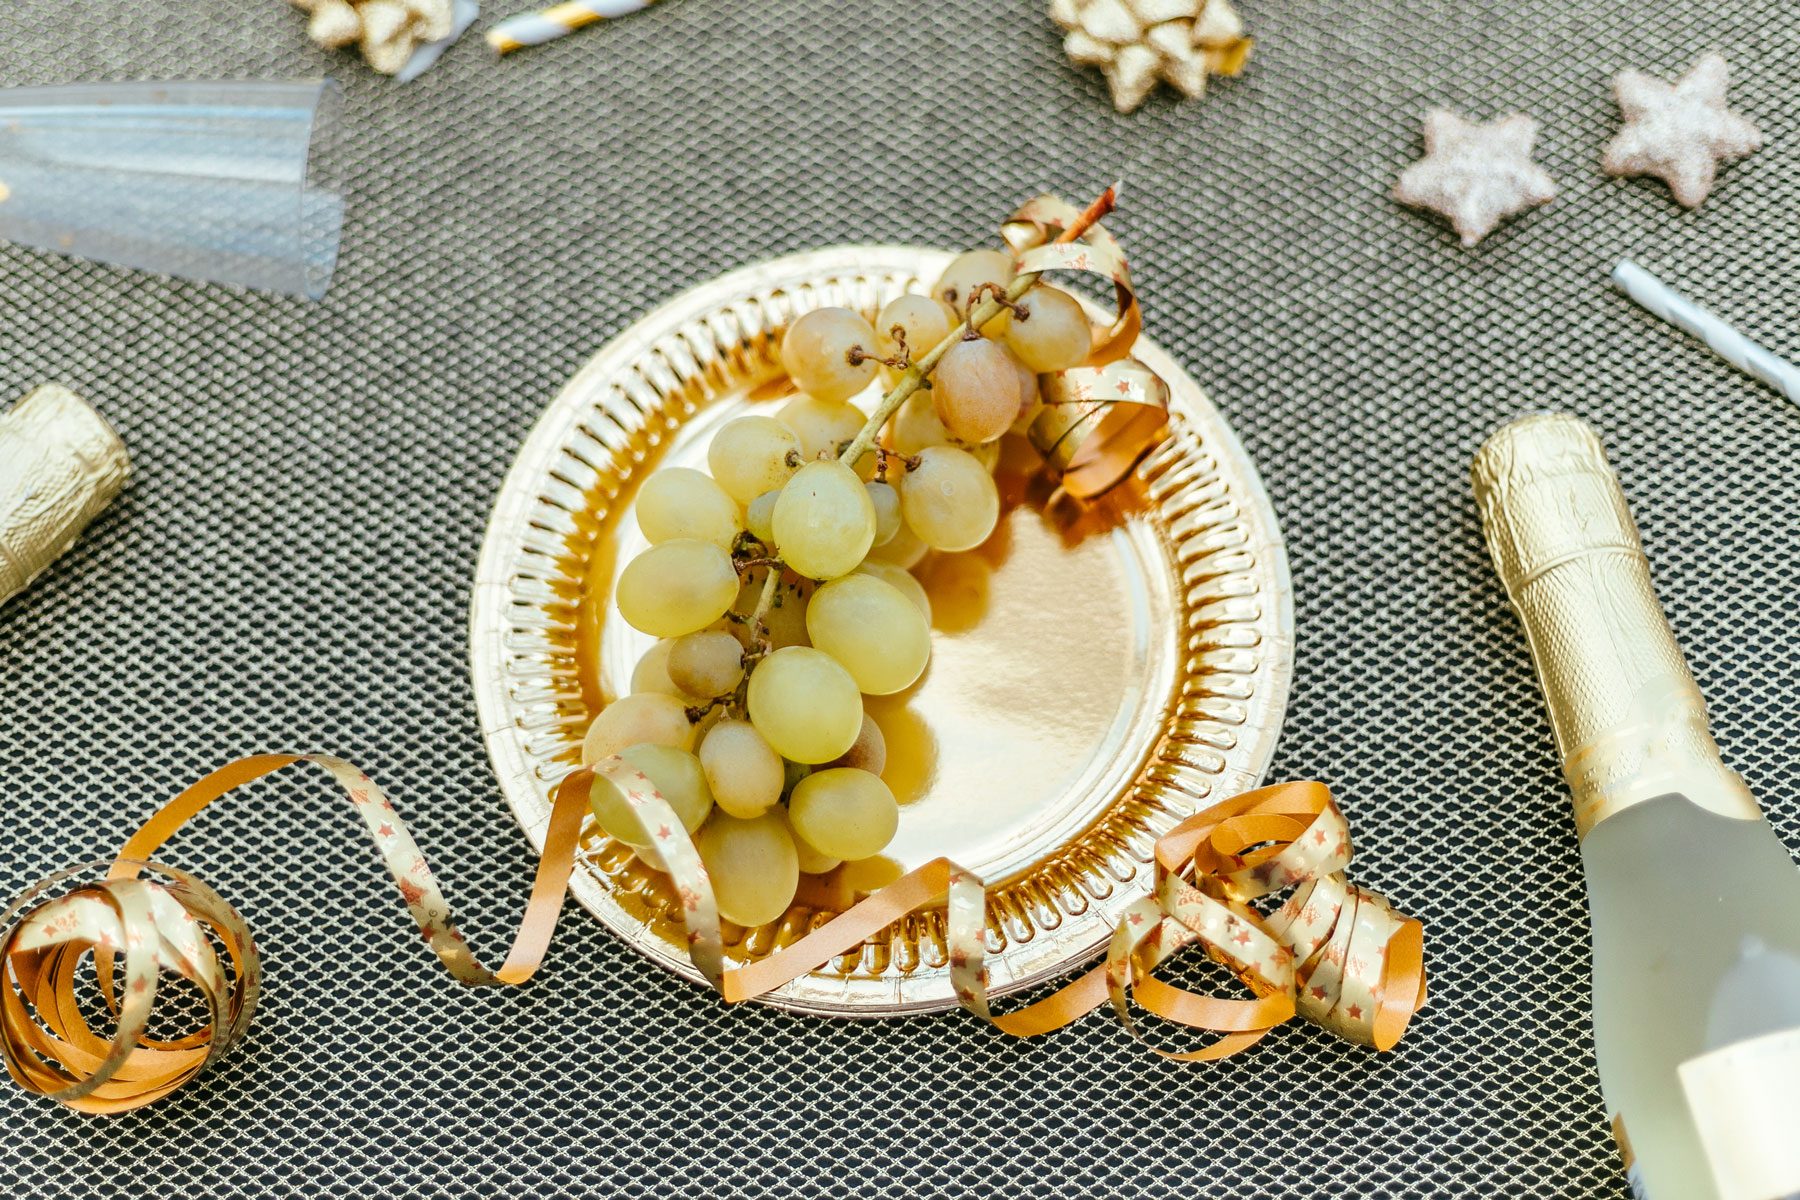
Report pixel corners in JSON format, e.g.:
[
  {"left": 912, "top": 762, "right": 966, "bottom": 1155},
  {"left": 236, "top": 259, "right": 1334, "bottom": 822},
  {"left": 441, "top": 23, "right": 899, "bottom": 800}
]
[
  {"left": 836, "top": 180, "right": 1122, "bottom": 470},
  {"left": 745, "top": 567, "right": 783, "bottom": 654}
]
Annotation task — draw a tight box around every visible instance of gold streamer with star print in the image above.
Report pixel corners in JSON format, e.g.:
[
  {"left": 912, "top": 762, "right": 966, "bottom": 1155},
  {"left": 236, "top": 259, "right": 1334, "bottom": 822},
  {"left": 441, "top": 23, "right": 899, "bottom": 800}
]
[
  {"left": 1, "top": 753, "right": 1424, "bottom": 1112},
  {"left": 1002, "top": 192, "right": 1173, "bottom": 499}
]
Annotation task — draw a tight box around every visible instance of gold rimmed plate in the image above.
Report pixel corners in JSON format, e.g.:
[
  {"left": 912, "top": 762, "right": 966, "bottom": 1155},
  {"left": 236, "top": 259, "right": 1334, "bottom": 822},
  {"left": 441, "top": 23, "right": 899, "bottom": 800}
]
[{"left": 470, "top": 246, "right": 1294, "bottom": 1016}]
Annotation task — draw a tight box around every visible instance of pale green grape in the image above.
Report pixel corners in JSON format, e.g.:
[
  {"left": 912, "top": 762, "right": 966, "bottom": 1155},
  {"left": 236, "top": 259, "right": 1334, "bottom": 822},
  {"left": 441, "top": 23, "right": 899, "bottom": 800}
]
[
  {"left": 775, "top": 807, "right": 841, "bottom": 874},
  {"left": 868, "top": 518, "right": 929, "bottom": 569},
  {"left": 934, "top": 248, "right": 1015, "bottom": 333},
  {"left": 588, "top": 742, "right": 713, "bottom": 845},
  {"left": 791, "top": 838, "right": 841, "bottom": 876},
  {"left": 582, "top": 692, "right": 694, "bottom": 765},
  {"left": 788, "top": 768, "right": 900, "bottom": 861},
  {"left": 828, "top": 712, "right": 888, "bottom": 776},
  {"left": 890, "top": 391, "right": 951, "bottom": 456},
  {"left": 616, "top": 539, "right": 740, "bottom": 638},
  {"left": 635, "top": 467, "right": 741, "bottom": 550},
  {"left": 775, "top": 394, "right": 866, "bottom": 462},
  {"left": 698, "top": 718, "right": 784, "bottom": 818},
  {"left": 746, "top": 646, "right": 863, "bottom": 763},
  {"left": 806, "top": 574, "right": 931, "bottom": 695},
  {"left": 1003, "top": 284, "right": 1092, "bottom": 373},
  {"left": 667, "top": 629, "right": 745, "bottom": 699},
  {"left": 694, "top": 811, "right": 799, "bottom": 927},
  {"left": 771, "top": 460, "right": 876, "bottom": 580},
  {"left": 898, "top": 446, "right": 1000, "bottom": 552},
  {"left": 708, "top": 415, "right": 802, "bottom": 505},
  {"left": 934, "top": 338, "right": 1022, "bottom": 445},
  {"left": 780, "top": 307, "right": 880, "bottom": 404},
  {"left": 852, "top": 558, "right": 930, "bottom": 621},
  {"left": 629, "top": 639, "right": 691, "bottom": 700},
  {"left": 745, "top": 490, "right": 780, "bottom": 545},
  {"left": 866, "top": 480, "right": 902, "bottom": 546},
  {"left": 875, "top": 294, "right": 956, "bottom": 384}
]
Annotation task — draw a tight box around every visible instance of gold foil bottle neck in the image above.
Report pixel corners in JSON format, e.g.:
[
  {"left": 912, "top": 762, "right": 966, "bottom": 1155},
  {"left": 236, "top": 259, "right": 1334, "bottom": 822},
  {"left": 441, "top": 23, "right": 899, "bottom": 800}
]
[{"left": 1472, "top": 413, "right": 1758, "bottom": 838}]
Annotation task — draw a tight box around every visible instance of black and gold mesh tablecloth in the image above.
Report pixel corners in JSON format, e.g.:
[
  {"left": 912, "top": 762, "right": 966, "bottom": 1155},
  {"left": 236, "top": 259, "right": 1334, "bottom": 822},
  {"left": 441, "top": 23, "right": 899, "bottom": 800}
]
[{"left": 2, "top": 1, "right": 1797, "bottom": 1196}]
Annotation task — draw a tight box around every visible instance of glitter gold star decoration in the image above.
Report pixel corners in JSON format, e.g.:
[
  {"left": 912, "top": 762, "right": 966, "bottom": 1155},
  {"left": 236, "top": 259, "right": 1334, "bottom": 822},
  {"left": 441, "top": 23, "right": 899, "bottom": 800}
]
[
  {"left": 1050, "top": 0, "right": 1254, "bottom": 114},
  {"left": 1602, "top": 52, "right": 1765, "bottom": 209},
  {"left": 1394, "top": 111, "right": 1558, "bottom": 248}
]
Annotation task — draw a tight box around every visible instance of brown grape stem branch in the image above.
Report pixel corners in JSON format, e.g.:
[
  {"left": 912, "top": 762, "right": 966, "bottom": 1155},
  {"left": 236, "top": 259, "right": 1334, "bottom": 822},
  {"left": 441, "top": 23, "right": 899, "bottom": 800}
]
[{"left": 836, "top": 180, "right": 1121, "bottom": 470}]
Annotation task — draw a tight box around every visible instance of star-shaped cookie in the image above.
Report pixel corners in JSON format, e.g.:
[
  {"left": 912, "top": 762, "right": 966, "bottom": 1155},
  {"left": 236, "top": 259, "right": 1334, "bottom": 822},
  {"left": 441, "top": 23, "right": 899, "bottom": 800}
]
[
  {"left": 1394, "top": 111, "right": 1558, "bottom": 248},
  {"left": 1602, "top": 52, "right": 1764, "bottom": 208}
]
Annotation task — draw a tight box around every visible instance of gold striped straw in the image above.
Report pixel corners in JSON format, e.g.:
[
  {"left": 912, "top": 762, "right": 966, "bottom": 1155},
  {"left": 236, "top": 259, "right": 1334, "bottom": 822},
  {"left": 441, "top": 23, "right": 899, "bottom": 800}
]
[{"left": 487, "top": 0, "right": 659, "bottom": 54}]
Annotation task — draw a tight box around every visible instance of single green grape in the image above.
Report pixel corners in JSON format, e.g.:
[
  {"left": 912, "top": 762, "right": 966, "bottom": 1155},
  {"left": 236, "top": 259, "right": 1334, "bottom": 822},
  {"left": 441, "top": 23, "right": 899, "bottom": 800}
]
[
  {"left": 582, "top": 692, "right": 694, "bottom": 765},
  {"left": 746, "top": 646, "right": 863, "bottom": 763},
  {"left": 828, "top": 712, "right": 888, "bottom": 776},
  {"left": 775, "top": 393, "right": 868, "bottom": 463},
  {"left": 694, "top": 811, "right": 799, "bottom": 927},
  {"left": 629, "top": 639, "right": 692, "bottom": 701},
  {"left": 708, "top": 415, "right": 803, "bottom": 505},
  {"left": 890, "top": 390, "right": 953, "bottom": 455},
  {"left": 807, "top": 574, "right": 931, "bottom": 695},
  {"left": 780, "top": 307, "right": 880, "bottom": 404},
  {"left": 698, "top": 718, "right": 785, "bottom": 819},
  {"left": 1003, "top": 284, "right": 1092, "bottom": 373},
  {"left": 745, "top": 490, "right": 780, "bottom": 545},
  {"left": 898, "top": 446, "right": 1000, "bottom": 552},
  {"left": 588, "top": 742, "right": 713, "bottom": 845},
  {"left": 853, "top": 557, "right": 931, "bottom": 621},
  {"left": 866, "top": 480, "right": 902, "bottom": 546},
  {"left": 635, "top": 466, "right": 742, "bottom": 550},
  {"left": 616, "top": 539, "right": 740, "bottom": 638},
  {"left": 788, "top": 768, "right": 900, "bottom": 861},
  {"left": 667, "top": 628, "right": 745, "bottom": 699},
  {"left": 771, "top": 460, "right": 876, "bottom": 580},
  {"left": 777, "top": 807, "right": 842, "bottom": 874},
  {"left": 934, "top": 338, "right": 1023, "bottom": 445},
  {"left": 868, "top": 518, "right": 929, "bottom": 569}
]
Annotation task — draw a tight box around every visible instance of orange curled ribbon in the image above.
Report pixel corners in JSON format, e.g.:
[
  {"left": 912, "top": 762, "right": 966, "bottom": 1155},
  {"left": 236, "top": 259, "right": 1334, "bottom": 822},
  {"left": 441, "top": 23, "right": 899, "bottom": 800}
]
[
  {"left": 1003, "top": 193, "right": 1172, "bottom": 499},
  {"left": 2, "top": 759, "right": 1424, "bottom": 1113}
]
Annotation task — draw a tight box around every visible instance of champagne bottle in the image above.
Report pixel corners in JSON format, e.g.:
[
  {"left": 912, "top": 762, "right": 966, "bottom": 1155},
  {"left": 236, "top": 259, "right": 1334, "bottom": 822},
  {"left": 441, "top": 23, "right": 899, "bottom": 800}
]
[{"left": 1473, "top": 414, "right": 1800, "bottom": 1200}]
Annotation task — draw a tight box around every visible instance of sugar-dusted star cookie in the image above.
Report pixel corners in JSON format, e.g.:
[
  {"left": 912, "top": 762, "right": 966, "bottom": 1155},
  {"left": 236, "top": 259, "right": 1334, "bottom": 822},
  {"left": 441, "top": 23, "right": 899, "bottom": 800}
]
[
  {"left": 1602, "top": 52, "right": 1764, "bottom": 208},
  {"left": 1394, "top": 111, "right": 1558, "bottom": 248}
]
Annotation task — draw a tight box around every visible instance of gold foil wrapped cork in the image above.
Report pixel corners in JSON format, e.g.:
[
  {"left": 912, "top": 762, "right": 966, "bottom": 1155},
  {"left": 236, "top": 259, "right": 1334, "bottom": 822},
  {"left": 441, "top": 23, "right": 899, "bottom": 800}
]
[
  {"left": 0, "top": 385, "right": 131, "bottom": 605},
  {"left": 1472, "top": 413, "right": 1757, "bottom": 837},
  {"left": 1051, "top": 0, "right": 1253, "bottom": 113}
]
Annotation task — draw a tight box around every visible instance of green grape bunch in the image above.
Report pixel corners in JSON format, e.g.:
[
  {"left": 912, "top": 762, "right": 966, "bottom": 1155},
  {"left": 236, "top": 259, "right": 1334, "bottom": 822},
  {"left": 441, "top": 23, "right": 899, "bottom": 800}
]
[{"left": 582, "top": 246, "right": 1098, "bottom": 929}]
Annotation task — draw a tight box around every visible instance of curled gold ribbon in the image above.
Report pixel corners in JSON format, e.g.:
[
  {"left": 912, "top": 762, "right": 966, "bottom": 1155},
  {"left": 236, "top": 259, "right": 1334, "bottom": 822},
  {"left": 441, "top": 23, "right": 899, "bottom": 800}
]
[
  {"left": 3, "top": 758, "right": 1424, "bottom": 1112},
  {"left": 1003, "top": 193, "right": 1172, "bottom": 499}
]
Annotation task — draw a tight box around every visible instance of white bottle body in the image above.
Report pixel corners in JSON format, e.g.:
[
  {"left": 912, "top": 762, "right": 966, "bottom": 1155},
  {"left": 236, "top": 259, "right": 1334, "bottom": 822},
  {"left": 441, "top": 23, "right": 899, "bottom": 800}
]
[{"left": 1584, "top": 794, "right": 1800, "bottom": 1199}]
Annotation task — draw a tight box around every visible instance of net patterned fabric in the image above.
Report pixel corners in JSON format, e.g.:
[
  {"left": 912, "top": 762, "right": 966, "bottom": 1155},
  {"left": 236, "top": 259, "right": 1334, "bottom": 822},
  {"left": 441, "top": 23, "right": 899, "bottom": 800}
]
[{"left": 0, "top": 1, "right": 1794, "bottom": 1196}]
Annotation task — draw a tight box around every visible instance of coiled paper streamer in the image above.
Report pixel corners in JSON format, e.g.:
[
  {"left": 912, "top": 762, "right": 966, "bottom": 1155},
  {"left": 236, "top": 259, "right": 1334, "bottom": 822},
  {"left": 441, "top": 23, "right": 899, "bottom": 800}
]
[
  {"left": 1003, "top": 192, "right": 1173, "bottom": 499},
  {"left": 2, "top": 755, "right": 1425, "bottom": 1112}
]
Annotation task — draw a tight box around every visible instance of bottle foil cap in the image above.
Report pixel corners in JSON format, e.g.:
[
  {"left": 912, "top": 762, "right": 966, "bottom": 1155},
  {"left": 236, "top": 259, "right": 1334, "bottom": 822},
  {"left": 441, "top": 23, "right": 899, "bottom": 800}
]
[
  {"left": 1470, "top": 412, "right": 1757, "bottom": 836},
  {"left": 1471, "top": 412, "right": 1643, "bottom": 600}
]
